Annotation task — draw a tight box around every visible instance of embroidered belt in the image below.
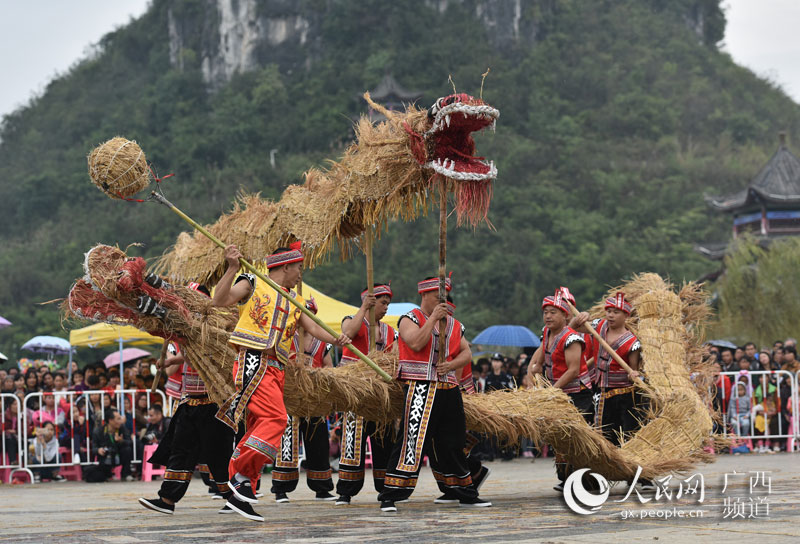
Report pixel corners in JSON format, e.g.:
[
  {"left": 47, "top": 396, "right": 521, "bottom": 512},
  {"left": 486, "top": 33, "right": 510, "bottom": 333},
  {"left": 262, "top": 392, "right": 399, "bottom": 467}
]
[
  {"left": 265, "top": 357, "right": 285, "bottom": 372},
  {"left": 601, "top": 385, "right": 636, "bottom": 399},
  {"left": 181, "top": 396, "right": 214, "bottom": 407},
  {"left": 401, "top": 380, "right": 457, "bottom": 390}
]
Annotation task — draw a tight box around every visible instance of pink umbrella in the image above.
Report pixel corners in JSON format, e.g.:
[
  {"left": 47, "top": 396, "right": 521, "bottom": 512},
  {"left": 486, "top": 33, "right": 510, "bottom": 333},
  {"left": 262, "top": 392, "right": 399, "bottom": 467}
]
[{"left": 103, "top": 347, "right": 153, "bottom": 368}]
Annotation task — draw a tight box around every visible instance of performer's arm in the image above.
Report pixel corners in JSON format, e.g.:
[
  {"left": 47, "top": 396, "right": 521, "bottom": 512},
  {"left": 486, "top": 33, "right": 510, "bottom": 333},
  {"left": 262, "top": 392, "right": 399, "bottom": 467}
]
[
  {"left": 527, "top": 346, "right": 544, "bottom": 378},
  {"left": 568, "top": 312, "right": 591, "bottom": 333},
  {"left": 437, "top": 337, "right": 472, "bottom": 376},
  {"left": 627, "top": 350, "right": 641, "bottom": 381},
  {"left": 212, "top": 245, "right": 251, "bottom": 307},
  {"left": 342, "top": 294, "right": 375, "bottom": 339},
  {"left": 322, "top": 350, "right": 333, "bottom": 368},
  {"left": 160, "top": 354, "right": 185, "bottom": 377},
  {"left": 399, "top": 303, "right": 448, "bottom": 351},
  {"left": 552, "top": 342, "right": 582, "bottom": 390},
  {"left": 299, "top": 314, "right": 351, "bottom": 347}
]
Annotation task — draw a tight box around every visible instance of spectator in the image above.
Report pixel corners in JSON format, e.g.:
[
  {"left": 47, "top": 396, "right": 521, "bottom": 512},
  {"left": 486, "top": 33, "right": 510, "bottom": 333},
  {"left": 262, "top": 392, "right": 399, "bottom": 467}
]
[
  {"left": 744, "top": 342, "right": 758, "bottom": 365},
  {"left": 1, "top": 376, "right": 14, "bottom": 393},
  {"left": 757, "top": 351, "right": 774, "bottom": 372},
  {"left": 134, "top": 394, "right": 149, "bottom": 430},
  {"left": 0, "top": 369, "right": 5, "bottom": 381},
  {"left": 136, "top": 403, "right": 169, "bottom": 462},
  {"left": 123, "top": 395, "right": 136, "bottom": 435},
  {"left": 86, "top": 408, "right": 133, "bottom": 482},
  {"left": 71, "top": 370, "right": 88, "bottom": 392},
  {"left": 738, "top": 357, "right": 751, "bottom": 372},
  {"left": 507, "top": 361, "right": 521, "bottom": 386},
  {"left": 104, "top": 371, "right": 120, "bottom": 393},
  {"left": 773, "top": 347, "right": 785, "bottom": 366},
  {"left": 753, "top": 375, "right": 779, "bottom": 453},
  {"left": 485, "top": 354, "right": 514, "bottom": 391},
  {"left": 97, "top": 373, "right": 109, "bottom": 390},
  {"left": 785, "top": 338, "right": 797, "bottom": 350},
  {"left": 41, "top": 371, "right": 54, "bottom": 390},
  {"left": 720, "top": 349, "right": 736, "bottom": 372},
  {"left": 734, "top": 348, "right": 745, "bottom": 367},
  {"left": 773, "top": 340, "right": 784, "bottom": 351},
  {"left": 13, "top": 374, "right": 25, "bottom": 395},
  {"left": 2, "top": 397, "right": 19, "bottom": 463},
  {"left": 712, "top": 362, "right": 731, "bottom": 420},
  {"left": 133, "top": 374, "right": 145, "bottom": 391},
  {"left": 727, "top": 383, "right": 751, "bottom": 437},
  {"left": 781, "top": 346, "right": 799, "bottom": 372},
  {"left": 53, "top": 372, "right": 68, "bottom": 393},
  {"left": 84, "top": 365, "right": 96, "bottom": 381},
  {"left": 30, "top": 421, "right": 65, "bottom": 482},
  {"left": 24, "top": 369, "right": 40, "bottom": 409},
  {"left": 30, "top": 391, "right": 65, "bottom": 430}
]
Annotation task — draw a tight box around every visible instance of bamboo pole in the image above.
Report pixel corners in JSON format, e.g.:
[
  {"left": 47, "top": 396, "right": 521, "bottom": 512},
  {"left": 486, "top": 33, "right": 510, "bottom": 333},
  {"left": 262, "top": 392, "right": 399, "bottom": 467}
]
[
  {"left": 150, "top": 191, "right": 392, "bottom": 382},
  {"left": 365, "top": 228, "right": 376, "bottom": 352},
  {"left": 564, "top": 300, "right": 648, "bottom": 389},
  {"left": 438, "top": 181, "right": 448, "bottom": 367},
  {"left": 150, "top": 341, "right": 170, "bottom": 394}
]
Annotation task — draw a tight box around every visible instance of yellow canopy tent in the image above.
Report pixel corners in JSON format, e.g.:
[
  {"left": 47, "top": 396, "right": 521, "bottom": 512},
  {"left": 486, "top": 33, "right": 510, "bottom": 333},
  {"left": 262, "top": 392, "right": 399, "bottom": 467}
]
[{"left": 69, "top": 323, "right": 163, "bottom": 390}]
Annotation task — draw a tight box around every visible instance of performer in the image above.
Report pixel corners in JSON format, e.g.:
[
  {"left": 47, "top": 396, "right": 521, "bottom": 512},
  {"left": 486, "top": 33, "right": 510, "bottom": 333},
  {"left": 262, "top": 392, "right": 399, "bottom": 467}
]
[
  {"left": 271, "top": 298, "right": 336, "bottom": 503},
  {"left": 527, "top": 289, "right": 594, "bottom": 492},
  {"left": 433, "top": 296, "right": 491, "bottom": 505},
  {"left": 576, "top": 293, "right": 641, "bottom": 444},
  {"left": 335, "top": 282, "right": 397, "bottom": 506},
  {"left": 213, "top": 243, "right": 350, "bottom": 522},
  {"left": 138, "top": 285, "right": 236, "bottom": 516},
  {"left": 377, "top": 276, "right": 491, "bottom": 512}
]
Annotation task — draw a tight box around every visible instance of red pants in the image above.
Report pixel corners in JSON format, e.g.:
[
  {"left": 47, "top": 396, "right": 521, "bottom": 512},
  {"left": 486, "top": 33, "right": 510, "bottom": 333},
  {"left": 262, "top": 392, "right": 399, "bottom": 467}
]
[{"left": 228, "top": 362, "right": 287, "bottom": 482}]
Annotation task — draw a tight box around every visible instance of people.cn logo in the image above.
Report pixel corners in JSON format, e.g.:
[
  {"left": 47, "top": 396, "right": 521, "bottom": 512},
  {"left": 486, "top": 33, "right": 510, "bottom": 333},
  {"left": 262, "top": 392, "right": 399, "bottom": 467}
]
[{"left": 563, "top": 469, "right": 611, "bottom": 515}]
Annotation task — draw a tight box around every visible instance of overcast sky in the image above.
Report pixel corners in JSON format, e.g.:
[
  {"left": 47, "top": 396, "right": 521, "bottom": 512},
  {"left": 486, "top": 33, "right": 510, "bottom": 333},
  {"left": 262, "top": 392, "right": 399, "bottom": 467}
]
[{"left": 0, "top": 0, "right": 798, "bottom": 119}]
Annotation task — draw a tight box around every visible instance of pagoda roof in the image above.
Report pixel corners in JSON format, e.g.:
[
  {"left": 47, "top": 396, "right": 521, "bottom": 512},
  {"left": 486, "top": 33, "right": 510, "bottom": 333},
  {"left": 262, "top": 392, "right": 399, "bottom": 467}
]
[
  {"left": 706, "top": 141, "right": 800, "bottom": 211},
  {"left": 368, "top": 74, "right": 422, "bottom": 101}
]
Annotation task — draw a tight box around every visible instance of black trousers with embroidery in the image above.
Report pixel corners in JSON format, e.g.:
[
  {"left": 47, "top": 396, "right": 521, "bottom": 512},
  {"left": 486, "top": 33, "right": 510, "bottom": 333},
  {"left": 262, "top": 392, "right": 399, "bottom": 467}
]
[
  {"left": 336, "top": 414, "right": 395, "bottom": 497},
  {"left": 271, "top": 416, "right": 334, "bottom": 494},
  {"left": 149, "top": 402, "right": 234, "bottom": 503},
  {"left": 555, "top": 388, "right": 595, "bottom": 483},
  {"left": 379, "top": 382, "right": 478, "bottom": 502},
  {"left": 434, "top": 430, "right": 484, "bottom": 495},
  {"left": 597, "top": 387, "right": 639, "bottom": 446}
]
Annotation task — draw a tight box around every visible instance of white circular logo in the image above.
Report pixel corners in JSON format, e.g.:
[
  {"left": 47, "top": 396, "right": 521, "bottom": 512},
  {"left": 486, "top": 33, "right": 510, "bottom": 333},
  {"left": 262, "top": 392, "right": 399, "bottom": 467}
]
[{"left": 563, "top": 468, "right": 610, "bottom": 515}]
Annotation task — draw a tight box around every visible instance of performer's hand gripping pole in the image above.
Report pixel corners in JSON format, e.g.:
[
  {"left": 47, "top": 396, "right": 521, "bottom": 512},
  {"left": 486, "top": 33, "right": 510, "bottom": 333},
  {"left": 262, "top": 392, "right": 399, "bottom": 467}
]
[
  {"left": 564, "top": 300, "right": 650, "bottom": 390},
  {"left": 150, "top": 191, "right": 393, "bottom": 382},
  {"left": 150, "top": 341, "right": 170, "bottom": 394}
]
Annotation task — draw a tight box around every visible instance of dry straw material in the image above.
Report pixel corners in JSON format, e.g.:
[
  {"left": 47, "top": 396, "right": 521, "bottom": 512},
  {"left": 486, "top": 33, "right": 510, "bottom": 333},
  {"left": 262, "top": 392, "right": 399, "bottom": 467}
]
[{"left": 87, "top": 137, "right": 151, "bottom": 199}]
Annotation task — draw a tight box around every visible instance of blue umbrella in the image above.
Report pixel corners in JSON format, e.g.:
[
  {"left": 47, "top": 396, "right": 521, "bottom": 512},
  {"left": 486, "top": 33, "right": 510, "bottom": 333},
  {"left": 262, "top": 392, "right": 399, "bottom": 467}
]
[
  {"left": 21, "top": 335, "right": 73, "bottom": 355},
  {"left": 707, "top": 339, "right": 737, "bottom": 350},
  {"left": 471, "top": 325, "right": 541, "bottom": 348}
]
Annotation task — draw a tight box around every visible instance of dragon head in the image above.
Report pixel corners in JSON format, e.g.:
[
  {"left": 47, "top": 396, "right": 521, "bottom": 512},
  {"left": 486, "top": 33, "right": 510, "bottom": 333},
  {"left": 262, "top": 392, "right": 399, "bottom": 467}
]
[{"left": 424, "top": 93, "right": 498, "bottom": 181}]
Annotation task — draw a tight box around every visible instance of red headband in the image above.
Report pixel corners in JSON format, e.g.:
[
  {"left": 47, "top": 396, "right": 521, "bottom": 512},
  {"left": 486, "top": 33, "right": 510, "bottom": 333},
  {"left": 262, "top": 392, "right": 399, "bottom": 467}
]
[
  {"left": 266, "top": 241, "right": 303, "bottom": 269},
  {"left": 558, "top": 286, "right": 576, "bottom": 306},
  {"left": 361, "top": 283, "right": 393, "bottom": 301},
  {"left": 446, "top": 300, "right": 456, "bottom": 315},
  {"left": 418, "top": 272, "right": 453, "bottom": 294},
  {"left": 605, "top": 292, "right": 632, "bottom": 314}
]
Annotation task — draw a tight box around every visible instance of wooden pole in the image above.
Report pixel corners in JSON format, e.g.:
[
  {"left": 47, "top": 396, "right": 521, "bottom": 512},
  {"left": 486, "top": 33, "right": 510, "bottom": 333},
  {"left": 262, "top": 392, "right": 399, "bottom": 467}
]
[
  {"left": 365, "top": 228, "right": 376, "bottom": 352},
  {"left": 438, "top": 181, "right": 448, "bottom": 367},
  {"left": 564, "top": 300, "right": 648, "bottom": 389},
  {"left": 150, "top": 341, "right": 170, "bottom": 394},
  {"left": 150, "top": 191, "right": 392, "bottom": 382}
]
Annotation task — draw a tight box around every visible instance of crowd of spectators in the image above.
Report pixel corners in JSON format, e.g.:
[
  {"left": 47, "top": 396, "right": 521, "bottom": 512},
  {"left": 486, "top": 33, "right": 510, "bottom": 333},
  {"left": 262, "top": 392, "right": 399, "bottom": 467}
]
[{"left": 1, "top": 357, "right": 169, "bottom": 482}]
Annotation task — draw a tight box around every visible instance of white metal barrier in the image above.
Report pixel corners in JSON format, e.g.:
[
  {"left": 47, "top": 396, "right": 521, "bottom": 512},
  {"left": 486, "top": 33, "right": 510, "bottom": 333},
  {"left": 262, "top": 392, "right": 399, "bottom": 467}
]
[
  {"left": 22, "top": 389, "right": 169, "bottom": 479},
  {"left": 1, "top": 393, "right": 34, "bottom": 483},
  {"left": 719, "top": 370, "right": 798, "bottom": 451}
]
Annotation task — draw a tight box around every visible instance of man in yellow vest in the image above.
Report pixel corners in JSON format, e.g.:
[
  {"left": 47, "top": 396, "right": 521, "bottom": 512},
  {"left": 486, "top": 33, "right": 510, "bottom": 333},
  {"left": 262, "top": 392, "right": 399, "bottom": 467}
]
[{"left": 213, "top": 242, "right": 350, "bottom": 522}]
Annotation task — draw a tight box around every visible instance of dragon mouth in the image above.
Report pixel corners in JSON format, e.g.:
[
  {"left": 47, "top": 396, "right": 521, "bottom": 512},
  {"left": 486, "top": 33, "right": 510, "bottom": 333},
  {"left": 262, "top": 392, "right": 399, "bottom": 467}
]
[{"left": 425, "top": 98, "right": 499, "bottom": 181}]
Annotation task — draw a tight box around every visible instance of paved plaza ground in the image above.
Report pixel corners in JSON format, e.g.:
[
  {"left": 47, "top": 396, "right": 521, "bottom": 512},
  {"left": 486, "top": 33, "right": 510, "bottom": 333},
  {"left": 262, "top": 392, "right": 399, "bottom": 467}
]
[{"left": 1, "top": 452, "right": 797, "bottom": 543}]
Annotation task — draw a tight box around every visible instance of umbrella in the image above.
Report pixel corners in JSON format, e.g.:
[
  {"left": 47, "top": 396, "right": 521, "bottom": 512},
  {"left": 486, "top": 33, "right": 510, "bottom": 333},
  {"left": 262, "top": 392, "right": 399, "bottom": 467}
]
[
  {"left": 472, "top": 325, "right": 541, "bottom": 348},
  {"left": 0, "top": 316, "right": 11, "bottom": 329},
  {"left": 0, "top": 351, "right": 7, "bottom": 362},
  {"left": 103, "top": 347, "right": 153, "bottom": 368},
  {"left": 707, "top": 339, "right": 738, "bottom": 350},
  {"left": 21, "top": 335, "right": 73, "bottom": 355}
]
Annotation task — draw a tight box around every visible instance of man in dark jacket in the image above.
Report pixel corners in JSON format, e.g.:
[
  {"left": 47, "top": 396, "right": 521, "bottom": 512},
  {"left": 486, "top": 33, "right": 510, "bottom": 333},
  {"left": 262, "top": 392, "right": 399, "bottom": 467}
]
[{"left": 87, "top": 408, "right": 133, "bottom": 482}]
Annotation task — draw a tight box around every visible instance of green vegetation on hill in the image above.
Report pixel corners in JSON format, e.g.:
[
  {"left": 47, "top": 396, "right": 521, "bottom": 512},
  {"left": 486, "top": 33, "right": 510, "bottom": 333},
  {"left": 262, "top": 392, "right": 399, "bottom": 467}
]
[{"left": 1, "top": 0, "right": 799, "bottom": 361}]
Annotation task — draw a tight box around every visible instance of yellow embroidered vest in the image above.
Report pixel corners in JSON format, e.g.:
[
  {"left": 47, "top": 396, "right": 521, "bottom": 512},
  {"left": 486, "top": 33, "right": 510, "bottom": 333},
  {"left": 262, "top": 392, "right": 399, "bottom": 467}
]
[{"left": 229, "top": 273, "right": 304, "bottom": 365}]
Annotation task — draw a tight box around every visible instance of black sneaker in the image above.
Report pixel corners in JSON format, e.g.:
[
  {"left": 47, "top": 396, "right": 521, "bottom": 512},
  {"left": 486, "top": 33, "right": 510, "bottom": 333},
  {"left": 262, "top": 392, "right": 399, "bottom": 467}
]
[
  {"left": 275, "top": 492, "right": 290, "bottom": 503},
  {"left": 459, "top": 496, "right": 492, "bottom": 508},
  {"left": 255, "top": 478, "right": 264, "bottom": 498},
  {"left": 225, "top": 497, "right": 264, "bottom": 522},
  {"left": 553, "top": 481, "right": 564, "bottom": 492},
  {"left": 335, "top": 495, "right": 351, "bottom": 505},
  {"left": 471, "top": 465, "right": 491, "bottom": 492},
  {"left": 53, "top": 474, "right": 67, "bottom": 482},
  {"left": 433, "top": 494, "right": 459, "bottom": 504},
  {"left": 228, "top": 479, "right": 258, "bottom": 504},
  {"left": 380, "top": 500, "right": 397, "bottom": 513},
  {"left": 138, "top": 497, "right": 175, "bottom": 515},
  {"left": 315, "top": 491, "right": 336, "bottom": 501},
  {"left": 218, "top": 503, "right": 234, "bottom": 514}
]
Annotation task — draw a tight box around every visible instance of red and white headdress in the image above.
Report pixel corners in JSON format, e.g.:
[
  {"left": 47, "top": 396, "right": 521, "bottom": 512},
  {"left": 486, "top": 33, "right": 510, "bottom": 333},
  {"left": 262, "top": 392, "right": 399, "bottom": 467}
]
[
  {"left": 266, "top": 241, "right": 303, "bottom": 269},
  {"left": 305, "top": 296, "right": 318, "bottom": 315},
  {"left": 446, "top": 300, "right": 456, "bottom": 315},
  {"left": 418, "top": 272, "right": 453, "bottom": 294},
  {"left": 558, "top": 286, "right": 576, "bottom": 306},
  {"left": 542, "top": 289, "right": 569, "bottom": 314},
  {"left": 605, "top": 292, "right": 632, "bottom": 315},
  {"left": 361, "top": 282, "right": 393, "bottom": 301}
]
